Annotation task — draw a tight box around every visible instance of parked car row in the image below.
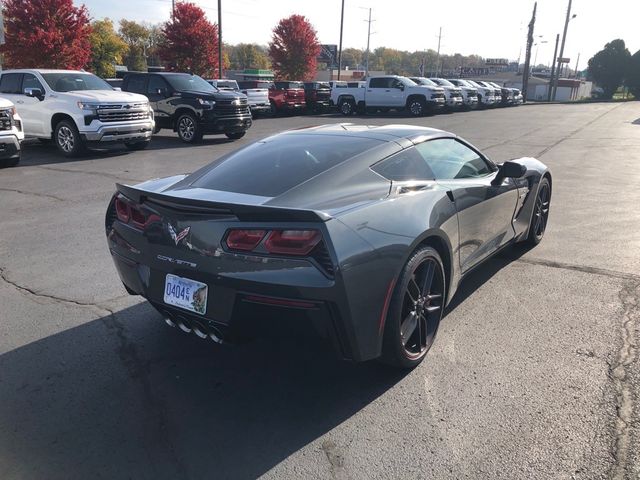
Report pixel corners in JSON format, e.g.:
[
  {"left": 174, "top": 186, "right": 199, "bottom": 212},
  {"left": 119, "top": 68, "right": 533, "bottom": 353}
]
[
  {"left": 0, "top": 68, "right": 523, "bottom": 166},
  {"left": 330, "top": 75, "right": 523, "bottom": 116}
]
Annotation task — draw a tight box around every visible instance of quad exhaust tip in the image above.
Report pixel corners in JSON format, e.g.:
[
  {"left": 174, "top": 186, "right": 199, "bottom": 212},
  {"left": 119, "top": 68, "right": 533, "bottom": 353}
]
[{"left": 164, "top": 315, "right": 224, "bottom": 344}]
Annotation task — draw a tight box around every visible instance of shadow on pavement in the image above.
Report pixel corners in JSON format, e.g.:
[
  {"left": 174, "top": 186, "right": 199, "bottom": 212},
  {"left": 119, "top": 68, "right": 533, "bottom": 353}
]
[{"left": 0, "top": 301, "right": 407, "bottom": 479}]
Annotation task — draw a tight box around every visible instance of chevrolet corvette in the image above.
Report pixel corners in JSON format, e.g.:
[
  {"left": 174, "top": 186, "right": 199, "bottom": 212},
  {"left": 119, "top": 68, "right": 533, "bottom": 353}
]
[{"left": 106, "top": 124, "right": 551, "bottom": 368}]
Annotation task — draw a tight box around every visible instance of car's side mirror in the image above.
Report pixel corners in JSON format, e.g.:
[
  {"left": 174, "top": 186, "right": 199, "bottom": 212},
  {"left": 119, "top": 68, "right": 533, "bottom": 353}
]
[
  {"left": 24, "top": 87, "right": 44, "bottom": 101},
  {"left": 498, "top": 161, "right": 527, "bottom": 179},
  {"left": 398, "top": 84, "right": 405, "bottom": 91}
]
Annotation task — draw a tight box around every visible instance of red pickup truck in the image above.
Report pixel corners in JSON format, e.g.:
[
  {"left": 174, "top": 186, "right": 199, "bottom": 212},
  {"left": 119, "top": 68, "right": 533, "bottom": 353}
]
[{"left": 270, "top": 81, "right": 306, "bottom": 114}]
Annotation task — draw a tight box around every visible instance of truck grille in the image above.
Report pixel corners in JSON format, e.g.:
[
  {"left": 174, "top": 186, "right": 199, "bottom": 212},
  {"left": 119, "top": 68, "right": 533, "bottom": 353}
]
[
  {"left": 431, "top": 93, "right": 445, "bottom": 99},
  {"left": 0, "top": 110, "right": 12, "bottom": 131},
  {"left": 97, "top": 104, "right": 149, "bottom": 123},
  {"left": 215, "top": 98, "right": 250, "bottom": 116},
  {"left": 450, "top": 91, "right": 462, "bottom": 97}
]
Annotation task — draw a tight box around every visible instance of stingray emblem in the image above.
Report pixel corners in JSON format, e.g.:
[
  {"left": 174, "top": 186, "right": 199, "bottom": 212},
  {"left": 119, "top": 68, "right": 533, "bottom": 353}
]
[{"left": 168, "top": 224, "right": 191, "bottom": 245}]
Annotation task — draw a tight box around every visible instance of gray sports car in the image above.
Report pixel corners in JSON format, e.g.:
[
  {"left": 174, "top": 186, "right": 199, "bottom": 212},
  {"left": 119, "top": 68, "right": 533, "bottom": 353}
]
[{"left": 106, "top": 124, "right": 551, "bottom": 368}]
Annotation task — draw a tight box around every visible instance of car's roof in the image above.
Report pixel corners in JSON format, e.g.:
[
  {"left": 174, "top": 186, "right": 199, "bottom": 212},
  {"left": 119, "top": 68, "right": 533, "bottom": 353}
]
[
  {"left": 280, "top": 123, "right": 456, "bottom": 146},
  {"left": 1, "top": 69, "right": 88, "bottom": 74}
]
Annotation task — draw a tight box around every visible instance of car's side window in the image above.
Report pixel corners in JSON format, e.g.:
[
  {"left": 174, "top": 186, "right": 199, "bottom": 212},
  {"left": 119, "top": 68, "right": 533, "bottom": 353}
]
[
  {"left": 369, "top": 78, "right": 387, "bottom": 88},
  {"left": 126, "top": 75, "right": 147, "bottom": 94},
  {"left": 147, "top": 75, "right": 168, "bottom": 95},
  {"left": 22, "top": 73, "right": 45, "bottom": 93},
  {"left": 371, "top": 147, "right": 435, "bottom": 182},
  {"left": 415, "top": 139, "right": 493, "bottom": 180},
  {"left": 0, "top": 73, "right": 23, "bottom": 94}
]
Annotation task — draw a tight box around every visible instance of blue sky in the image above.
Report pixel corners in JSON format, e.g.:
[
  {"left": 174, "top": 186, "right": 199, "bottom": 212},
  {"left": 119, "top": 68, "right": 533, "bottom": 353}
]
[{"left": 79, "top": 0, "right": 640, "bottom": 67}]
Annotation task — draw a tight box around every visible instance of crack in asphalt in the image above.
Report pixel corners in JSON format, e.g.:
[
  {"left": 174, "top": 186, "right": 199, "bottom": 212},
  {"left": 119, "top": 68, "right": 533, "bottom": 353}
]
[
  {"left": 0, "top": 187, "right": 65, "bottom": 202},
  {"left": 0, "top": 267, "right": 190, "bottom": 480},
  {"left": 608, "top": 281, "right": 639, "bottom": 480},
  {"left": 536, "top": 103, "right": 623, "bottom": 158}
]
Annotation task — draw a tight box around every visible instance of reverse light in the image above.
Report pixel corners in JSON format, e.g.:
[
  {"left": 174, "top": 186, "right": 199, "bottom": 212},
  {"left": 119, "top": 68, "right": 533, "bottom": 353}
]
[
  {"left": 225, "top": 229, "right": 267, "bottom": 251},
  {"left": 264, "top": 230, "right": 321, "bottom": 256}
]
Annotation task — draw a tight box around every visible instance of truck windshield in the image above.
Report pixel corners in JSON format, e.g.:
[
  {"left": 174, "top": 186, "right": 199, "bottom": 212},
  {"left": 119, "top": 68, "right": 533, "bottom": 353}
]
[
  {"left": 41, "top": 73, "right": 113, "bottom": 92},
  {"left": 402, "top": 78, "right": 417, "bottom": 86},
  {"left": 166, "top": 74, "right": 218, "bottom": 93},
  {"left": 434, "top": 79, "right": 455, "bottom": 87},
  {"left": 413, "top": 78, "right": 438, "bottom": 87}
]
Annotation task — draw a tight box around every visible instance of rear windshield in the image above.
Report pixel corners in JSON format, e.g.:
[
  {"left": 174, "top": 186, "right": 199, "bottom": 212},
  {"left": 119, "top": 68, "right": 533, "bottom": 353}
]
[
  {"left": 238, "top": 81, "right": 273, "bottom": 89},
  {"left": 192, "top": 134, "right": 383, "bottom": 197},
  {"left": 275, "top": 81, "right": 303, "bottom": 89},
  {"left": 42, "top": 73, "right": 113, "bottom": 92}
]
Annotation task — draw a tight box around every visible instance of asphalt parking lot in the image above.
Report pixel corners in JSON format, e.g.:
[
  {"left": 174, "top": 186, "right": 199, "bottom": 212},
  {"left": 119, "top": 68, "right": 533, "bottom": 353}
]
[{"left": 1, "top": 103, "right": 639, "bottom": 479}]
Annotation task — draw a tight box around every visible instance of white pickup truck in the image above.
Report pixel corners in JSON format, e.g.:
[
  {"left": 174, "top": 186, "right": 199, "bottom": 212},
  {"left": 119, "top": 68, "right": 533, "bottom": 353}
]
[
  {"left": 0, "top": 69, "right": 154, "bottom": 157},
  {"left": 331, "top": 75, "right": 445, "bottom": 116},
  {"left": 0, "top": 97, "right": 24, "bottom": 167}
]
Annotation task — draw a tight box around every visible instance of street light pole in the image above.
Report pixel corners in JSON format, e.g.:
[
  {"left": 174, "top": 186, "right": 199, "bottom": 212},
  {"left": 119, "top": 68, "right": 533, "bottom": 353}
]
[
  {"left": 435, "top": 27, "right": 442, "bottom": 76},
  {"left": 547, "top": 33, "right": 559, "bottom": 101},
  {"left": 337, "top": 0, "right": 345, "bottom": 80},
  {"left": 551, "top": 0, "right": 572, "bottom": 101},
  {"left": 364, "top": 8, "right": 373, "bottom": 76},
  {"left": 217, "top": 0, "right": 223, "bottom": 78}
]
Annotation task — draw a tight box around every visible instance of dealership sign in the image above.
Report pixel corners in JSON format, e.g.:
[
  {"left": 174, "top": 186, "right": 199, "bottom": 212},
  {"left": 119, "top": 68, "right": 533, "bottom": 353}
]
[{"left": 485, "top": 58, "right": 509, "bottom": 66}]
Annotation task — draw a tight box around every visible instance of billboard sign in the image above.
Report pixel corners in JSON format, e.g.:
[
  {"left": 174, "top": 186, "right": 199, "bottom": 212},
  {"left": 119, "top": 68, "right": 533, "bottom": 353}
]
[
  {"left": 485, "top": 58, "right": 509, "bottom": 66},
  {"left": 318, "top": 44, "right": 338, "bottom": 66}
]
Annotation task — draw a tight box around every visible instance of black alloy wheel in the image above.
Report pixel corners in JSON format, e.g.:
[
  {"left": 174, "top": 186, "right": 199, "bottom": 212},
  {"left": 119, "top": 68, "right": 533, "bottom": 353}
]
[
  {"left": 176, "top": 113, "right": 203, "bottom": 143},
  {"left": 381, "top": 246, "right": 445, "bottom": 368},
  {"left": 527, "top": 177, "right": 551, "bottom": 245}
]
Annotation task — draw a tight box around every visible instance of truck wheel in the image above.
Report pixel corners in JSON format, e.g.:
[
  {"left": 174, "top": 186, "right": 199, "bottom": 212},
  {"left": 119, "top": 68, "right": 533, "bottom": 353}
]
[
  {"left": 339, "top": 99, "right": 354, "bottom": 116},
  {"left": 54, "top": 120, "right": 86, "bottom": 157},
  {"left": 125, "top": 139, "right": 151, "bottom": 151},
  {"left": 0, "top": 154, "right": 20, "bottom": 168},
  {"left": 407, "top": 98, "right": 426, "bottom": 117},
  {"left": 176, "top": 113, "right": 203, "bottom": 143},
  {"left": 225, "top": 131, "right": 246, "bottom": 140}
]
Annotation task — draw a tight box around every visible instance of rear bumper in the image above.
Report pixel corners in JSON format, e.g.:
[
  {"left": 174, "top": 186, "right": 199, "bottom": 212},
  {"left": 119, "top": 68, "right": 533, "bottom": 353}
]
[
  {"left": 0, "top": 134, "right": 21, "bottom": 159},
  {"left": 81, "top": 121, "right": 154, "bottom": 143}
]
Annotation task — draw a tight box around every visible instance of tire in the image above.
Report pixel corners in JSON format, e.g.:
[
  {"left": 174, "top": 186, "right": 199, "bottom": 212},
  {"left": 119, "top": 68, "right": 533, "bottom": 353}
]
[
  {"left": 54, "top": 119, "right": 86, "bottom": 158},
  {"left": 225, "top": 131, "right": 246, "bottom": 140},
  {"left": 407, "top": 97, "right": 426, "bottom": 117},
  {"left": 380, "top": 246, "right": 446, "bottom": 369},
  {"left": 124, "top": 139, "right": 151, "bottom": 151},
  {"left": 176, "top": 112, "right": 202, "bottom": 143},
  {"left": 526, "top": 177, "right": 551, "bottom": 245},
  {"left": 339, "top": 99, "right": 355, "bottom": 116}
]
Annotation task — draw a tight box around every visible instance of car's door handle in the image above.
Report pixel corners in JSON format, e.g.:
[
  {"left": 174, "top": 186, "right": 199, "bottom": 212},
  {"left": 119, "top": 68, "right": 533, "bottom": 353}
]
[
  {"left": 385, "top": 90, "right": 391, "bottom": 92},
  {"left": 367, "top": 89, "right": 372, "bottom": 92}
]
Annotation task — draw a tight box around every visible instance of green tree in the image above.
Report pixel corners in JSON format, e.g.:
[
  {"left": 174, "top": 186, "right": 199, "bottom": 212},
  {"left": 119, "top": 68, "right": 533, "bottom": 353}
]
[
  {"left": 88, "top": 19, "right": 128, "bottom": 78},
  {"left": 229, "top": 43, "right": 270, "bottom": 70},
  {"left": 626, "top": 50, "right": 640, "bottom": 99},
  {"left": 341, "top": 48, "right": 363, "bottom": 69},
  {"left": 119, "top": 19, "right": 150, "bottom": 71},
  {"left": 587, "top": 39, "right": 631, "bottom": 98}
]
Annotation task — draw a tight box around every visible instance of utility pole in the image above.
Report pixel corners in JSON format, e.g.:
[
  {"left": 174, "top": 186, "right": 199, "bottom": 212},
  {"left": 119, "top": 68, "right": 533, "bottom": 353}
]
[
  {"left": 573, "top": 53, "right": 580, "bottom": 78},
  {"left": 171, "top": 0, "right": 175, "bottom": 17},
  {"left": 551, "top": 0, "right": 572, "bottom": 101},
  {"left": 521, "top": 2, "right": 536, "bottom": 103},
  {"left": 337, "top": 0, "right": 345, "bottom": 80},
  {"left": 435, "top": 27, "right": 442, "bottom": 76},
  {"left": 217, "top": 0, "right": 223, "bottom": 78},
  {"left": 364, "top": 8, "right": 373, "bottom": 76},
  {"left": 547, "top": 33, "right": 559, "bottom": 101}
]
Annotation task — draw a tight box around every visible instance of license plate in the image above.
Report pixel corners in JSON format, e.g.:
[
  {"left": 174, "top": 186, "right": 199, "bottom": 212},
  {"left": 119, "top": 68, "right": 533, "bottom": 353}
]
[{"left": 163, "top": 274, "right": 208, "bottom": 315}]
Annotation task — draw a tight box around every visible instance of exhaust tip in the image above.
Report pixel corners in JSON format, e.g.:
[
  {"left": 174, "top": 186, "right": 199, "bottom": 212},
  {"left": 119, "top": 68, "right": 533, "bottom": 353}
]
[
  {"left": 164, "top": 317, "right": 176, "bottom": 328},
  {"left": 209, "top": 326, "right": 224, "bottom": 344},
  {"left": 191, "top": 319, "right": 209, "bottom": 339},
  {"left": 177, "top": 317, "right": 192, "bottom": 333}
]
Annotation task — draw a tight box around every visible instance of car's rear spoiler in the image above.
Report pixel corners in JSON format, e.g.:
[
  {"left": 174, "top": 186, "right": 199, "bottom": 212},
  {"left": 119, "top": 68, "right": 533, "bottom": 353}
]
[{"left": 116, "top": 183, "right": 331, "bottom": 222}]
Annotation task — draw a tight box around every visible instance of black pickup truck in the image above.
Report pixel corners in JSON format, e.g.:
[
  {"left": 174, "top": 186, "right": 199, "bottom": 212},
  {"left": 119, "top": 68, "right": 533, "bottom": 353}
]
[{"left": 121, "top": 72, "right": 252, "bottom": 143}]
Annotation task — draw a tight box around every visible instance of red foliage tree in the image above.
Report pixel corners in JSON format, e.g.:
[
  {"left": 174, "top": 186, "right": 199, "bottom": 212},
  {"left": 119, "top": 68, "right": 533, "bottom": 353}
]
[
  {"left": 0, "top": 0, "right": 92, "bottom": 69},
  {"left": 269, "top": 15, "right": 321, "bottom": 80},
  {"left": 159, "top": 2, "right": 219, "bottom": 77}
]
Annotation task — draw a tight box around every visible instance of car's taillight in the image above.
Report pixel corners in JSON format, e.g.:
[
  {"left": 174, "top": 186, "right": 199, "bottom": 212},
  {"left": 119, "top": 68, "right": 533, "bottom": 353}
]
[
  {"left": 115, "top": 196, "right": 130, "bottom": 223},
  {"left": 225, "top": 229, "right": 267, "bottom": 251},
  {"left": 264, "top": 230, "right": 321, "bottom": 255},
  {"left": 114, "top": 194, "right": 150, "bottom": 229}
]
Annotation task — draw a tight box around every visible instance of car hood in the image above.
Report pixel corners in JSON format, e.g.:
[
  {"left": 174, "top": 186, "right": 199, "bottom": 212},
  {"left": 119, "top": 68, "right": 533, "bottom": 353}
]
[
  {"left": 59, "top": 90, "right": 149, "bottom": 103},
  {"left": 0, "top": 98, "right": 15, "bottom": 108},
  {"left": 411, "top": 85, "right": 445, "bottom": 93},
  {"left": 180, "top": 90, "right": 246, "bottom": 101}
]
